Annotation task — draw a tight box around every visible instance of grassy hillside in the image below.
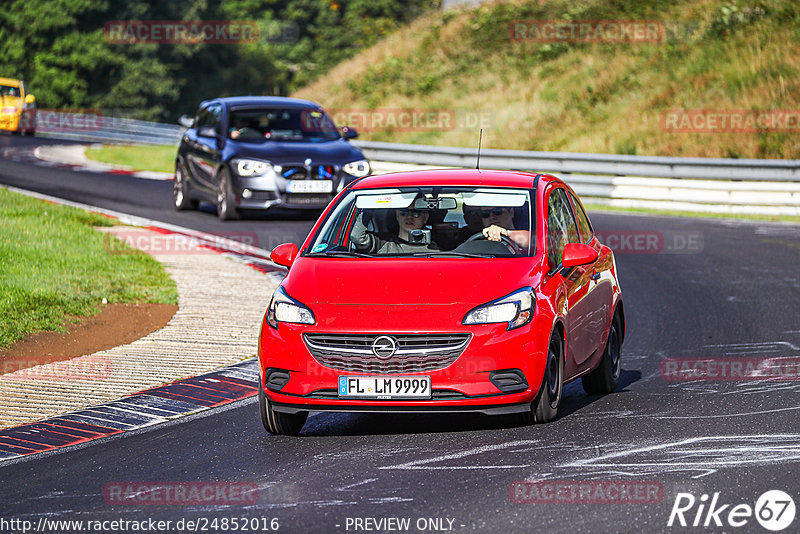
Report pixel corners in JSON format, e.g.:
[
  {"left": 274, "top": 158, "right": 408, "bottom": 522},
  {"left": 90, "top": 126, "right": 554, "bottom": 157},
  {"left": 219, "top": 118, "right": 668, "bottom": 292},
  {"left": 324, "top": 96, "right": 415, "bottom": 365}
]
[{"left": 294, "top": 0, "right": 800, "bottom": 158}]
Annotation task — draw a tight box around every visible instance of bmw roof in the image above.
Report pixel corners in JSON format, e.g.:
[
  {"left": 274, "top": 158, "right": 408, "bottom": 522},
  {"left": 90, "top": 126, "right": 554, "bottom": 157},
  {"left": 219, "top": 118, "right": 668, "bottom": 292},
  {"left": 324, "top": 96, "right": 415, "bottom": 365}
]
[{"left": 199, "top": 96, "right": 322, "bottom": 110}]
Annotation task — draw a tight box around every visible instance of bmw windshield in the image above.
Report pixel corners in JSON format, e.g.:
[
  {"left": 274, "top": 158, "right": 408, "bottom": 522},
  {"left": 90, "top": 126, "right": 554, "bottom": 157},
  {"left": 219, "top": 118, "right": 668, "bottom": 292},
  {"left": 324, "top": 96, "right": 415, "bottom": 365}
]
[
  {"left": 305, "top": 187, "right": 534, "bottom": 258},
  {"left": 228, "top": 107, "right": 340, "bottom": 142}
]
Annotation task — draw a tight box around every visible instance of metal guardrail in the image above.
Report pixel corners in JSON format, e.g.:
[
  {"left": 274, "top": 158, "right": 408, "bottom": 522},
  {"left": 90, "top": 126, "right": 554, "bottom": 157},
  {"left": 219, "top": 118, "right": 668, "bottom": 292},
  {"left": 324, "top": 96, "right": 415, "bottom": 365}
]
[
  {"left": 29, "top": 113, "right": 800, "bottom": 215},
  {"left": 353, "top": 141, "right": 800, "bottom": 182},
  {"left": 36, "top": 115, "right": 183, "bottom": 146}
]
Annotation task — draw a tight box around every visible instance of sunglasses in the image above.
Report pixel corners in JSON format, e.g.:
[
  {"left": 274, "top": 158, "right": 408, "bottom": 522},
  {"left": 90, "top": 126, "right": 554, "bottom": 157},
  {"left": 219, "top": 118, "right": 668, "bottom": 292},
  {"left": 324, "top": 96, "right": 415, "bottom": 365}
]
[
  {"left": 398, "top": 209, "right": 424, "bottom": 218},
  {"left": 480, "top": 207, "right": 507, "bottom": 217}
]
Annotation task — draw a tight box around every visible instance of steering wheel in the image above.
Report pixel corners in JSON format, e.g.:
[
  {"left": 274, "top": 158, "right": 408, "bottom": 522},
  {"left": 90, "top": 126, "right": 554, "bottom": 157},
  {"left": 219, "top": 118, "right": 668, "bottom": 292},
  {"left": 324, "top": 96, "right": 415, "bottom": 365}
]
[{"left": 464, "top": 231, "right": 521, "bottom": 254}]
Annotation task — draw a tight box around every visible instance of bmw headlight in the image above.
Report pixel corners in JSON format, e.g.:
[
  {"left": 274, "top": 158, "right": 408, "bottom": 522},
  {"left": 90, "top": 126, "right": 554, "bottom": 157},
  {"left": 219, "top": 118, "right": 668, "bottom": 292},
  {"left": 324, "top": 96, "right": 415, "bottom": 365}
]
[
  {"left": 463, "top": 287, "right": 535, "bottom": 330},
  {"left": 266, "top": 286, "right": 315, "bottom": 329},
  {"left": 233, "top": 158, "right": 272, "bottom": 177},
  {"left": 342, "top": 159, "right": 371, "bottom": 178}
]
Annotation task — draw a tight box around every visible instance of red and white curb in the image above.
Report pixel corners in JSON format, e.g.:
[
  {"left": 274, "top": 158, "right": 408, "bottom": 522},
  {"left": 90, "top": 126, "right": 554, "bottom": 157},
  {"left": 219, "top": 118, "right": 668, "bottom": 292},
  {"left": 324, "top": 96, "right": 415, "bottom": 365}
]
[
  {"left": 0, "top": 361, "right": 259, "bottom": 463},
  {"left": 3, "top": 144, "right": 174, "bottom": 181}
]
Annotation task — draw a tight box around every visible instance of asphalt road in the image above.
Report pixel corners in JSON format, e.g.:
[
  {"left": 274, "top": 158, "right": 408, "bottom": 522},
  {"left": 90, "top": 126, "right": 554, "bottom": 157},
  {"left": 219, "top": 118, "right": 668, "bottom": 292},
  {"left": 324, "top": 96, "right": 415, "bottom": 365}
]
[{"left": 2, "top": 135, "right": 800, "bottom": 533}]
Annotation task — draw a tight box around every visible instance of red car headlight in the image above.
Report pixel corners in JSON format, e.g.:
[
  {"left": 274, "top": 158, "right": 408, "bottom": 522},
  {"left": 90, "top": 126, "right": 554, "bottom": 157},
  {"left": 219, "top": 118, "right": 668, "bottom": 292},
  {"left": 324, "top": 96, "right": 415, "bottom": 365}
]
[
  {"left": 266, "top": 286, "right": 315, "bottom": 329},
  {"left": 463, "top": 287, "right": 535, "bottom": 330}
]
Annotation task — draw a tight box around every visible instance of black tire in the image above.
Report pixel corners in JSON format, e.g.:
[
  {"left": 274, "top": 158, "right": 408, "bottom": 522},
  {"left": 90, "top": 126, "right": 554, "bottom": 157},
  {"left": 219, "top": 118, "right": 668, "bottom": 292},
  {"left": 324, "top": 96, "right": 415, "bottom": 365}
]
[
  {"left": 522, "top": 333, "right": 564, "bottom": 424},
  {"left": 258, "top": 386, "right": 308, "bottom": 436},
  {"left": 173, "top": 162, "right": 198, "bottom": 211},
  {"left": 582, "top": 314, "right": 622, "bottom": 395},
  {"left": 216, "top": 168, "right": 239, "bottom": 221}
]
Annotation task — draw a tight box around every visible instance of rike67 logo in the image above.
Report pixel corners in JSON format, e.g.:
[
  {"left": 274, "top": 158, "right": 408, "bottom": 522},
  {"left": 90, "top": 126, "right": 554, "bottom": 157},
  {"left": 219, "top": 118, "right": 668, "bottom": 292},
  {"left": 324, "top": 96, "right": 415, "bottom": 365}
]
[{"left": 668, "top": 490, "right": 796, "bottom": 531}]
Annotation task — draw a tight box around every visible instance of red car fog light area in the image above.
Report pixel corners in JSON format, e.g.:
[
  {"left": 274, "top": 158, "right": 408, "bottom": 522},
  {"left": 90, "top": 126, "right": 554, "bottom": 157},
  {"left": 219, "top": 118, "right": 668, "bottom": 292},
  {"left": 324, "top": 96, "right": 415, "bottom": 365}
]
[
  {"left": 264, "top": 368, "right": 291, "bottom": 391},
  {"left": 489, "top": 369, "right": 529, "bottom": 393}
]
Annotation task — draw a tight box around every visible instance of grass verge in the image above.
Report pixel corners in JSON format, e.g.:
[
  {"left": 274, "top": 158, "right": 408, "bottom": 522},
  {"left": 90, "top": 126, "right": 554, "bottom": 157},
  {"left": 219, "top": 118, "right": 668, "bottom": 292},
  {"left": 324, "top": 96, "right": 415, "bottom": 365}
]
[
  {"left": 85, "top": 144, "right": 175, "bottom": 174},
  {"left": 0, "top": 188, "right": 178, "bottom": 350}
]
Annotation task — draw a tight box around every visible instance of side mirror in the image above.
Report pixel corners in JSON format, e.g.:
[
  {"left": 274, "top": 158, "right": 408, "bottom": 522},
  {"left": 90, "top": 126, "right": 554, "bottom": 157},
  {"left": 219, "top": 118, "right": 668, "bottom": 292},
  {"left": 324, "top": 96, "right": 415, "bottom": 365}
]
[
  {"left": 197, "top": 125, "right": 217, "bottom": 138},
  {"left": 562, "top": 243, "right": 599, "bottom": 268},
  {"left": 271, "top": 243, "right": 299, "bottom": 268},
  {"left": 341, "top": 126, "right": 358, "bottom": 139},
  {"left": 24, "top": 94, "right": 35, "bottom": 105},
  {"left": 178, "top": 114, "right": 194, "bottom": 128}
]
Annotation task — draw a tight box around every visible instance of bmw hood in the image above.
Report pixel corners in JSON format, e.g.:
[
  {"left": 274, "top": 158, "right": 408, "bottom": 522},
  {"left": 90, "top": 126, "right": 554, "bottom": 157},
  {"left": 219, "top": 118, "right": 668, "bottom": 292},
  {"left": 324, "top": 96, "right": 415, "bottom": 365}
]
[{"left": 225, "top": 139, "right": 364, "bottom": 166}]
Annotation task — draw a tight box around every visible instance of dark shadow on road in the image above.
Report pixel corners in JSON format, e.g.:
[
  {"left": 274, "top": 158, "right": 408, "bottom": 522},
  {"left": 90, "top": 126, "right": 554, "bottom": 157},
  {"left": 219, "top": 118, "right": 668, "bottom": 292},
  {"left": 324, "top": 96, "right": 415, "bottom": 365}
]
[{"left": 296, "top": 369, "right": 642, "bottom": 437}]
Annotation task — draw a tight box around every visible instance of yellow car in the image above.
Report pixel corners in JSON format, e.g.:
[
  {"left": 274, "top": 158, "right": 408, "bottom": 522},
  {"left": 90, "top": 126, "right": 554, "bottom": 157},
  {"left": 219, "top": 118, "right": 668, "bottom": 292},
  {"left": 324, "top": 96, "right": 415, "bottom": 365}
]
[{"left": 0, "top": 77, "right": 36, "bottom": 135}]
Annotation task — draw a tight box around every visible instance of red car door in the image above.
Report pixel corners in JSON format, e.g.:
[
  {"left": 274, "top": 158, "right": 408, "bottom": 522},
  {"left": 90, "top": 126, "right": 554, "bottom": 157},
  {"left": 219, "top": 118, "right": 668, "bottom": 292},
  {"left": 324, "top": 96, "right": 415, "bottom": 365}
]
[{"left": 546, "top": 186, "right": 595, "bottom": 379}]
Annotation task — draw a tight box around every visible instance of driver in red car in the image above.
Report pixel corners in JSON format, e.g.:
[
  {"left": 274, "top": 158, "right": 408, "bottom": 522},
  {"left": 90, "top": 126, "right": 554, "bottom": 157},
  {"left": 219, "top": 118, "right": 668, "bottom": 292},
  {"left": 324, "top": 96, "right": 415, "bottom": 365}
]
[{"left": 478, "top": 206, "right": 531, "bottom": 250}]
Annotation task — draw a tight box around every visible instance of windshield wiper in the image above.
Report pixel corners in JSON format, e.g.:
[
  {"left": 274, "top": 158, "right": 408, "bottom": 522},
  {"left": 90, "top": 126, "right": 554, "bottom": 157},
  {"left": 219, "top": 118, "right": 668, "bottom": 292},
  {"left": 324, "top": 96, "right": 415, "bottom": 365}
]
[
  {"left": 411, "top": 252, "right": 496, "bottom": 258},
  {"left": 306, "top": 251, "right": 375, "bottom": 258}
]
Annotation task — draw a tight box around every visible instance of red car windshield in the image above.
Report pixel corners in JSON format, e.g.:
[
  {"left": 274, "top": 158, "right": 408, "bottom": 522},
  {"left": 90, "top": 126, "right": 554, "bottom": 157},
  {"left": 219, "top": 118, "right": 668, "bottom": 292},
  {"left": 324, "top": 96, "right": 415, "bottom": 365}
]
[{"left": 306, "top": 187, "right": 534, "bottom": 258}]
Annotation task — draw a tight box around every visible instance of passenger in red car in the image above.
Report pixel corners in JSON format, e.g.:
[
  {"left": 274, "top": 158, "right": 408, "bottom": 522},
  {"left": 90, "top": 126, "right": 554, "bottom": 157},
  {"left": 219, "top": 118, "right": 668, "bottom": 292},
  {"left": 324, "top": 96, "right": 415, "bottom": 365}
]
[{"left": 350, "top": 209, "right": 439, "bottom": 254}]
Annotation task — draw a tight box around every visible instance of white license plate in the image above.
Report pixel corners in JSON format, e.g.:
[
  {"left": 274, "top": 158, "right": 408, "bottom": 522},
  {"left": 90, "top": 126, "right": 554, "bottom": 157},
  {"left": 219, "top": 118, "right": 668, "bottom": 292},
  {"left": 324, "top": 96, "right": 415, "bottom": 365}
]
[
  {"left": 286, "top": 180, "right": 333, "bottom": 193},
  {"left": 338, "top": 376, "right": 431, "bottom": 399}
]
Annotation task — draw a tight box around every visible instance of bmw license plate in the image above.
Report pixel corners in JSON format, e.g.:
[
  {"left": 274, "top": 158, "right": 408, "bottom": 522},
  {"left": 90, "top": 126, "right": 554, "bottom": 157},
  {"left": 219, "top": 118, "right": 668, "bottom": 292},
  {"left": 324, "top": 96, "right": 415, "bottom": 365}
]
[
  {"left": 338, "top": 376, "right": 431, "bottom": 399},
  {"left": 286, "top": 180, "right": 333, "bottom": 193}
]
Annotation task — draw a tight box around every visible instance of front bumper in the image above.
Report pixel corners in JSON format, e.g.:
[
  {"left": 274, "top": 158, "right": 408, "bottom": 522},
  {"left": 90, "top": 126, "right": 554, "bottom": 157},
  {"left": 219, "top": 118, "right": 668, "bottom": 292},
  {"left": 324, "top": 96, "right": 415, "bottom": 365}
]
[
  {"left": 229, "top": 166, "right": 360, "bottom": 211},
  {"left": 269, "top": 400, "right": 533, "bottom": 415},
  {"left": 258, "top": 318, "right": 552, "bottom": 412}
]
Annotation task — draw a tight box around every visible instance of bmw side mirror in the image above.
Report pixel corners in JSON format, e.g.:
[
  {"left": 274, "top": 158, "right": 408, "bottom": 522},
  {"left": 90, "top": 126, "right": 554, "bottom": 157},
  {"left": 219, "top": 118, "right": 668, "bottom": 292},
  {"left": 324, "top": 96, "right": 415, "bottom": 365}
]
[
  {"left": 341, "top": 126, "right": 358, "bottom": 139},
  {"left": 178, "top": 115, "right": 194, "bottom": 128},
  {"left": 562, "top": 243, "right": 599, "bottom": 268},
  {"left": 271, "top": 243, "right": 299, "bottom": 268}
]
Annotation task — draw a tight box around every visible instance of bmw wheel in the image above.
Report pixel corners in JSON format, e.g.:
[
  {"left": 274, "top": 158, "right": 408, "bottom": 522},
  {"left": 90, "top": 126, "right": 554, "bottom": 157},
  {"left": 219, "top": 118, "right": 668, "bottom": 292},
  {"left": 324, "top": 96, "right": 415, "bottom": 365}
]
[
  {"left": 173, "top": 162, "right": 198, "bottom": 211},
  {"left": 216, "top": 168, "right": 239, "bottom": 221}
]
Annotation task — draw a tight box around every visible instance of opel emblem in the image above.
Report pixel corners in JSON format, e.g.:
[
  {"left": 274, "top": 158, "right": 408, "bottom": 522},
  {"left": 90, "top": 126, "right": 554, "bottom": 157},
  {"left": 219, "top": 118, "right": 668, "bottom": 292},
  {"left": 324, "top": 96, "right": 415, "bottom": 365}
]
[{"left": 371, "top": 336, "right": 398, "bottom": 359}]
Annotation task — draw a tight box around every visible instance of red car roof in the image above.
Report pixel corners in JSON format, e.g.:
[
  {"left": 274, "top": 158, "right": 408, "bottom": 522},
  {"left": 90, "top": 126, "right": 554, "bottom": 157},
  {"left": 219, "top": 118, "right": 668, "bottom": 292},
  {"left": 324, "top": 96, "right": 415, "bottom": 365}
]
[{"left": 350, "top": 169, "right": 562, "bottom": 190}]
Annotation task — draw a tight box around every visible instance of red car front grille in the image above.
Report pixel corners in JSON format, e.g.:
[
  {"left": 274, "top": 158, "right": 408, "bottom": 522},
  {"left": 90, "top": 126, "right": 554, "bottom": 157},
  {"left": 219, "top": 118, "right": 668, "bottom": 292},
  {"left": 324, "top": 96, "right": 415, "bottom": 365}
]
[{"left": 302, "top": 333, "right": 470, "bottom": 374}]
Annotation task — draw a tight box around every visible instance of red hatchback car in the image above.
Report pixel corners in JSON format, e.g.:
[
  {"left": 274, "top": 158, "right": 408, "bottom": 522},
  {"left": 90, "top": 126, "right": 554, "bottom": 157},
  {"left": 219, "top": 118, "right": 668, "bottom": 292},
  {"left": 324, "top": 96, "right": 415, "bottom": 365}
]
[{"left": 258, "top": 169, "right": 625, "bottom": 435}]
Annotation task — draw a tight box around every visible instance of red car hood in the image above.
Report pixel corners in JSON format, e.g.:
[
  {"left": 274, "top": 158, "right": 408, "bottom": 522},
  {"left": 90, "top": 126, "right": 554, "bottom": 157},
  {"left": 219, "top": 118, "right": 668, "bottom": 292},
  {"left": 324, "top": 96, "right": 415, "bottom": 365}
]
[{"left": 284, "top": 258, "right": 536, "bottom": 306}]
